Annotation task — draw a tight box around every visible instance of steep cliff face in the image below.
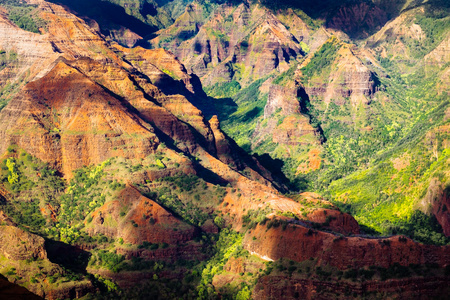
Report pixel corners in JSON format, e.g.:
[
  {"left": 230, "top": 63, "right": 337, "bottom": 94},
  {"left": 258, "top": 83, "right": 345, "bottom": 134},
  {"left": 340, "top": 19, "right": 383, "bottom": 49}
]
[
  {"left": 255, "top": 84, "right": 320, "bottom": 148},
  {"left": 253, "top": 274, "right": 450, "bottom": 300},
  {"left": 151, "top": 1, "right": 205, "bottom": 50},
  {"left": 298, "top": 38, "right": 378, "bottom": 107},
  {"left": 0, "top": 6, "right": 56, "bottom": 95},
  {"left": 208, "top": 115, "right": 240, "bottom": 166},
  {"left": 326, "top": 1, "right": 388, "bottom": 39},
  {"left": 249, "top": 80, "right": 323, "bottom": 175},
  {"left": 0, "top": 0, "right": 125, "bottom": 96},
  {"left": 0, "top": 60, "right": 159, "bottom": 177},
  {"left": 0, "top": 0, "right": 274, "bottom": 183},
  {"left": 275, "top": 8, "right": 312, "bottom": 45},
  {"left": 432, "top": 187, "right": 450, "bottom": 237},
  {"left": 0, "top": 225, "right": 94, "bottom": 299},
  {"left": 243, "top": 222, "right": 450, "bottom": 270},
  {"left": 264, "top": 85, "right": 301, "bottom": 118},
  {"left": 153, "top": 2, "right": 305, "bottom": 87},
  {"left": 1, "top": 0, "right": 449, "bottom": 299}
]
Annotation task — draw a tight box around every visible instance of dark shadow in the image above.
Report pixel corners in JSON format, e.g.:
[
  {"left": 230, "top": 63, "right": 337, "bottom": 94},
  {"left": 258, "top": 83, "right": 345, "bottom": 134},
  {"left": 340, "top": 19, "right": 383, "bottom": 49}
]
[
  {"left": 372, "top": 73, "right": 381, "bottom": 93},
  {"left": 177, "top": 30, "right": 197, "bottom": 41},
  {"left": 45, "top": 239, "right": 91, "bottom": 274},
  {"left": 189, "top": 73, "right": 209, "bottom": 99},
  {"left": 259, "top": 0, "right": 409, "bottom": 39},
  {"left": 141, "top": 2, "right": 158, "bottom": 17},
  {"left": 194, "top": 163, "right": 229, "bottom": 186},
  {"left": 154, "top": 0, "right": 173, "bottom": 6},
  {"left": 213, "top": 128, "right": 290, "bottom": 192},
  {"left": 241, "top": 107, "right": 262, "bottom": 123},
  {"left": 297, "top": 86, "right": 326, "bottom": 143},
  {"left": 194, "top": 41, "right": 203, "bottom": 54},
  {"left": 324, "top": 1, "right": 389, "bottom": 39},
  {"left": 209, "top": 96, "right": 238, "bottom": 121},
  {"left": 118, "top": 60, "right": 215, "bottom": 118},
  {"left": 0, "top": 274, "right": 43, "bottom": 299},
  {"left": 253, "top": 154, "right": 287, "bottom": 182},
  {"left": 253, "top": 153, "right": 310, "bottom": 192},
  {"left": 359, "top": 224, "right": 382, "bottom": 235},
  {"left": 47, "top": 0, "right": 158, "bottom": 38},
  {"left": 289, "top": 176, "right": 310, "bottom": 192}
]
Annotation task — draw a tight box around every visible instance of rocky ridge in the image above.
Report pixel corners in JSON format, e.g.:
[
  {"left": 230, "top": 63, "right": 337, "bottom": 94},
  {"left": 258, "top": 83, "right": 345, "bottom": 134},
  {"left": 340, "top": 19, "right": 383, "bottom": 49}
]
[
  {"left": 1, "top": 0, "right": 450, "bottom": 299},
  {"left": 153, "top": 2, "right": 305, "bottom": 86}
]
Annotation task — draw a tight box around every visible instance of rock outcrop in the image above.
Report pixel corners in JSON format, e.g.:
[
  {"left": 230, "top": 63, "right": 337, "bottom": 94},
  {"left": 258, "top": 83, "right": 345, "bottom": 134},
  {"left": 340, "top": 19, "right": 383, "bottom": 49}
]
[
  {"left": 0, "top": 60, "right": 159, "bottom": 177},
  {"left": 220, "top": 182, "right": 359, "bottom": 235},
  {"left": 0, "top": 0, "right": 124, "bottom": 84},
  {"left": 243, "top": 223, "right": 450, "bottom": 270},
  {"left": 326, "top": 1, "right": 388, "bottom": 39},
  {"left": 153, "top": 2, "right": 305, "bottom": 87},
  {"left": 255, "top": 83, "right": 321, "bottom": 147},
  {"left": 264, "top": 85, "right": 301, "bottom": 118},
  {"left": 0, "top": 225, "right": 94, "bottom": 299},
  {"left": 425, "top": 34, "right": 450, "bottom": 67},
  {"left": 0, "top": 225, "right": 47, "bottom": 260},
  {"left": 0, "top": 0, "right": 274, "bottom": 184},
  {"left": 86, "top": 185, "right": 198, "bottom": 245},
  {"left": 299, "top": 39, "right": 378, "bottom": 106},
  {"left": 0, "top": 1, "right": 449, "bottom": 299},
  {"left": 253, "top": 274, "right": 450, "bottom": 300},
  {"left": 432, "top": 187, "right": 450, "bottom": 237}
]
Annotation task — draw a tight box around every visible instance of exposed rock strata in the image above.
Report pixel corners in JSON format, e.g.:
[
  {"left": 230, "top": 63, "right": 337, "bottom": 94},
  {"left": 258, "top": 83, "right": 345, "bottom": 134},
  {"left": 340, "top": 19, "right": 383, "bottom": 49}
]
[
  {"left": 254, "top": 84, "right": 321, "bottom": 148},
  {"left": 300, "top": 42, "right": 378, "bottom": 106},
  {"left": 0, "top": 225, "right": 47, "bottom": 260},
  {"left": 86, "top": 185, "right": 198, "bottom": 245},
  {"left": 0, "top": 60, "right": 159, "bottom": 177},
  {"left": 253, "top": 274, "right": 450, "bottom": 300},
  {"left": 425, "top": 34, "right": 450, "bottom": 67},
  {"left": 154, "top": 3, "right": 304, "bottom": 86},
  {"left": 243, "top": 223, "right": 450, "bottom": 269}
]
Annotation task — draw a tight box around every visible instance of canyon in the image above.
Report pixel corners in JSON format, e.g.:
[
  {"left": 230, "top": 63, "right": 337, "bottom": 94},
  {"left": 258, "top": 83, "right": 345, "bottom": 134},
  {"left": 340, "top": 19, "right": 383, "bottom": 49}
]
[{"left": 0, "top": 0, "right": 449, "bottom": 299}]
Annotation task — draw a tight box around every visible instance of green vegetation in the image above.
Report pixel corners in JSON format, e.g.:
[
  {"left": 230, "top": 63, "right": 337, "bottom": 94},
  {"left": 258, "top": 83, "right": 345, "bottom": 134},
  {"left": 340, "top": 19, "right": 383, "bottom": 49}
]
[
  {"left": 213, "top": 78, "right": 268, "bottom": 152},
  {"left": 415, "top": 0, "right": 450, "bottom": 53},
  {"left": 204, "top": 81, "right": 241, "bottom": 98},
  {"left": 0, "top": 150, "right": 264, "bottom": 298},
  {"left": 90, "top": 250, "right": 125, "bottom": 273},
  {"left": 196, "top": 228, "right": 264, "bottom": 299},
  {"left": 205, "top": 6, "right": 450, "bottom": 244},
  {"left": 4, "top": 1, "right": 47, "bottom": 34},
  {"left": 1, "top": 1, "right": 450, "bottom": 298},
  {"left": 0, "top": 50, "right": 18, "bottom": 73},
  {"left": 272, "top": 63, "right": 298, "bottom": 86},
  {"left": 394, "top": 211, "right": 449, "bottom": 245},
  {"left": 300, "top": 37, "right": 340, "bottom": 82},
  {"left": 141, "top": 174, "right": 226, "bottom": 226},
  {"left": 0, "top": 148, "right": 64, "bottom": 233},
  {"left": 326, "top": 89, "right": 450, "bottom": 240}
]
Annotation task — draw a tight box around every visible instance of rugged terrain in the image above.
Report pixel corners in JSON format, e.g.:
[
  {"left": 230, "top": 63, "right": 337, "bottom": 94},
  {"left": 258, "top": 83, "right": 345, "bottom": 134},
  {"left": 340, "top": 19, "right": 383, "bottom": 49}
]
[{"left": 0, "top": 0, "right": 449, "bottom": 299}]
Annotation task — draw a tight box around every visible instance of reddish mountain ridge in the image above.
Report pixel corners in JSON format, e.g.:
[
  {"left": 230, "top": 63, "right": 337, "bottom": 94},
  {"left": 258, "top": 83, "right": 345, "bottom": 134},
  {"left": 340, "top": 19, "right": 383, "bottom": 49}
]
[{"left": 0, "top": 0, "right": 449, "bottom": 299}]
